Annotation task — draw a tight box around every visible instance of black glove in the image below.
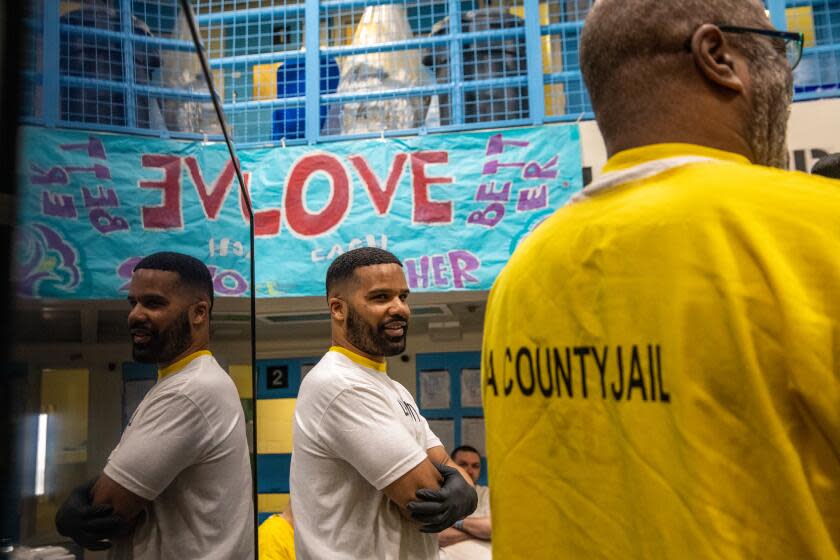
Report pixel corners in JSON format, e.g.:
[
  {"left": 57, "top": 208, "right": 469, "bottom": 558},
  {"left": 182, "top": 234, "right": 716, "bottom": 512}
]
[
  {"left": 55, "top": 479, "right": 123, "bottom": 550},
  {"left": 407, "top": 463, "right": 478, "bottom": 533}
]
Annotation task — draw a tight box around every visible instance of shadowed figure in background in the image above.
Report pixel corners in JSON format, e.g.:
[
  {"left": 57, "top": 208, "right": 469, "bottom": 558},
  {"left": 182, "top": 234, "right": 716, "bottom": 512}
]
[
  {"left": 259, "top": 501, "right": 296, "bottom": 560},
  {"left": 438, "top": 445, "right": 492, "bottom": 560}
]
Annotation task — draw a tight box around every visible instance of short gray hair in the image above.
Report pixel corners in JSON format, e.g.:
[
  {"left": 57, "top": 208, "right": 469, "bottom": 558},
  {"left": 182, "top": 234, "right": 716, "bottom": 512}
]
[{"left": 580, "top": 0, "right": 768, "bottom": 136}]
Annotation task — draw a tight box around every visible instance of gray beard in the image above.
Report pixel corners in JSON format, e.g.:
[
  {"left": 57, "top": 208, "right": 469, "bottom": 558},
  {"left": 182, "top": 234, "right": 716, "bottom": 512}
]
[{"left": 746, "top": 61, "right": 793, "bottom": 169}]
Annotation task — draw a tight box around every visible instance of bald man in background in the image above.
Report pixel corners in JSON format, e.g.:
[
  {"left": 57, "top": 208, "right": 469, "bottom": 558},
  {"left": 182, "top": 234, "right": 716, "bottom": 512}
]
[{"left": 483, "top": 1, "right": 840, "bottom": 558}]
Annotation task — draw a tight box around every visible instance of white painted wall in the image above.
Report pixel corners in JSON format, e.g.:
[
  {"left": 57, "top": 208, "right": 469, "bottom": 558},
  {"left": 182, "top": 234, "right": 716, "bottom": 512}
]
[{"left": 579, "top": 97, "right": 840, "bottom": 181}]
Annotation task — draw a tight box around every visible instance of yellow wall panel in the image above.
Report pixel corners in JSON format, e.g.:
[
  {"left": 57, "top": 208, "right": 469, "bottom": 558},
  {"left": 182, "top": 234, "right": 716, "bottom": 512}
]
[
  {"left": 787, "top": 7, "right": 817, "bottom": 48},
  {"left": 41, "top": 369, "right": 89, "bottom": 460},
  {"left": 258, "top": 493, "right": 290, "bottom": 513},
  {"left": 257, "top": 398, "right": 296, "bottom": 454},
  {"left": 38, "top": 369, "right": 89, "bottom": 534},
  {"left": 229, "top": 364, "right": 253, "bottom": 399}
]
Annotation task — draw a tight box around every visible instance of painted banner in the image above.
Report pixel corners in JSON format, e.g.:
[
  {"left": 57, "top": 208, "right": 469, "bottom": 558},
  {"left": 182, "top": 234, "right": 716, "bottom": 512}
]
[{"left": 16, "top": 124, "right": 582, "bottom": 298}]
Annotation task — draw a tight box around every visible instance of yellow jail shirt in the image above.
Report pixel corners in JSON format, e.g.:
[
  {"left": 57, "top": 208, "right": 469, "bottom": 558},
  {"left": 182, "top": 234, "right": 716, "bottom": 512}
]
[
  {"left": 259, "top": 515, "right": 296, "bottom": 560},
  {"left": 482, "top": 144, "right": 840, "bottom": 559}
]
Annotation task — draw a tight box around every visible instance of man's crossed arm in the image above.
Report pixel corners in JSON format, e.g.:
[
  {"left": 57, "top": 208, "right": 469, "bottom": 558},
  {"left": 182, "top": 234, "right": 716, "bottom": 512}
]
[
  {"left": 438, "top": 515, "right": 492, "bottom": 546},
  {"left": 382, "top": 445, "right": 478, "bottom": 533},
  {"left": 91, "top": 474, "right": 149, "bottom": 527},
  {"left": 55, "top": 475, "right": 148, "bottom": 550}
]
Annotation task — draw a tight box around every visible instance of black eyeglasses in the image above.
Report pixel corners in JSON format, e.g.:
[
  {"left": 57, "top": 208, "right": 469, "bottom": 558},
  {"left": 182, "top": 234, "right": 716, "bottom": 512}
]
[{"left": 717, "top": 25, "right": 805, "bottom": 70}]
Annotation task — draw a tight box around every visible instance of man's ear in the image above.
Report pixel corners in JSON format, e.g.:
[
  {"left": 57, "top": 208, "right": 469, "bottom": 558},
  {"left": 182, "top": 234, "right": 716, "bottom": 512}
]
[
  {"left": 329, "top": 297, "right": 346, "bottom": 322},
  {"left": 191, "top": 300, "right": 210, "bottom": 326},
  {"left": 690, "top": 24, "right": 746, "bottom": 94}
]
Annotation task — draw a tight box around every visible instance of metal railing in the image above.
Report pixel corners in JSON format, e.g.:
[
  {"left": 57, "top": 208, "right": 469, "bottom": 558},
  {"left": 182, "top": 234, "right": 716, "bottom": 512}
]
[{"left": 20, "top": 0, "right": 840, "bottom": 146}]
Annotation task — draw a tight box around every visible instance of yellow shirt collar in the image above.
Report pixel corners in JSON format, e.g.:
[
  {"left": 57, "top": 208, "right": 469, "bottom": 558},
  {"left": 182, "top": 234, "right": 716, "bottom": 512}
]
[
  {"left": 603, "top": 143, "right": 751, "bottom": 174},
  {"left": 158, "top": 350, "right": 212, "bottom": 381},
  {"left": 330, "top": 345, "right": 387, "bottom": 373}
]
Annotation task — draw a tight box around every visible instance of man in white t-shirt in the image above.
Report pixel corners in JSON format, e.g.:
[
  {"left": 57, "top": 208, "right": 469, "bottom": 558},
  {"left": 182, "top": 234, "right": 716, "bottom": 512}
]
[
  {"left": 291, "top": 247, "right": 478, "bottom": 559},
  {"left": 55, "top": 252, "right": 253, "bottom": 559},
  {"left": 439, "top": 446, "right": 492, "bottom": 560}
]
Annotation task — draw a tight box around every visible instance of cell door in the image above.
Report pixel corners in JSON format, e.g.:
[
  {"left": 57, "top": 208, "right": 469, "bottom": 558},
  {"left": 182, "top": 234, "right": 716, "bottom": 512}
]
[{"left": 416, "top": 351, "right": 487, "bottom": 485}]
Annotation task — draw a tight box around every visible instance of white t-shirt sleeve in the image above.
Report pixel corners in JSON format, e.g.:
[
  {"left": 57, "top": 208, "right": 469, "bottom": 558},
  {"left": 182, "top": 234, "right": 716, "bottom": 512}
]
[
  {"left": 319, "top": 386, "right": 428, "bottom": 491},
  {"left": 104, "top": 392, "right": 214, "bottom": 500}
]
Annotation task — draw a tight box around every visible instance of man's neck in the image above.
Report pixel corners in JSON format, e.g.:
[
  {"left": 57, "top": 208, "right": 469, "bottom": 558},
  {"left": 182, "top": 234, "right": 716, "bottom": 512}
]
[
  {"left": 606, "top": 132, "right": 754, "bottom": 164},
  {"left": 158, "top": 342, "right": 209, "bottom": 370},
  {"left": 602, "top": 99, "right": 756, "bottom": 164},
  {"left": 329, "top": 334, "right": 385, "bottom": 364}
]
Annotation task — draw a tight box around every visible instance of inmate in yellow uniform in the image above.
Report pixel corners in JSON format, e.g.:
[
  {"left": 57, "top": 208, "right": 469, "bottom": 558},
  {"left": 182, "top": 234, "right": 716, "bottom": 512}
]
[
  {"left": 482, "top": 144, "right": 840, "bottom": 559},
  {"left": 259, "top": 514, "right": 295, "bottom": 560}
]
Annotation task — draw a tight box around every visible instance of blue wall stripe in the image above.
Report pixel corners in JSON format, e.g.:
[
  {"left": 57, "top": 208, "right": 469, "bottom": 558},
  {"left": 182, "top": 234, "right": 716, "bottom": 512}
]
[
  {"left": 478, "top": 457, "right": 488, "bottom": 486},
  {"left": 122, "top": 361, "right": 156, "bottom": 381},
  {"left": 256, "top": 359, "right": 301, "bottom": 400},
  {"left": 423, "top": 407, "right": 483, "bottom": 419},
  {"left": 256, "top": 357, "right": 319, "bottom": 399},
  {"left": 257, "top": 453, "right": 292, "bottom": 493}
]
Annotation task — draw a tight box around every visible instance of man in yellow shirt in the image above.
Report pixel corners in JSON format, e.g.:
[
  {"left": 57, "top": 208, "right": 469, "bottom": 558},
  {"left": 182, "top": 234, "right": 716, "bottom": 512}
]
[
  {"left": 483, "top": 0, "right": 840, "bottom": 558},
  {"left": 259, "top": 503, "right": 295, "bottom": 560}
]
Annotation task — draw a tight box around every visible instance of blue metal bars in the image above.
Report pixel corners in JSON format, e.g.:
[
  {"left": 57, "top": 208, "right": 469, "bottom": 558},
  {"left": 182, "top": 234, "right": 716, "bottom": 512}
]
[
  {"left": 23, "top": 0, "right": 840, "bottom": 143},
  {"left": 785, "top": 0, "right": 840, "bottom": 100},
  {"left": 28, "top": 0, "right": 220, "bottom": 139}
]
